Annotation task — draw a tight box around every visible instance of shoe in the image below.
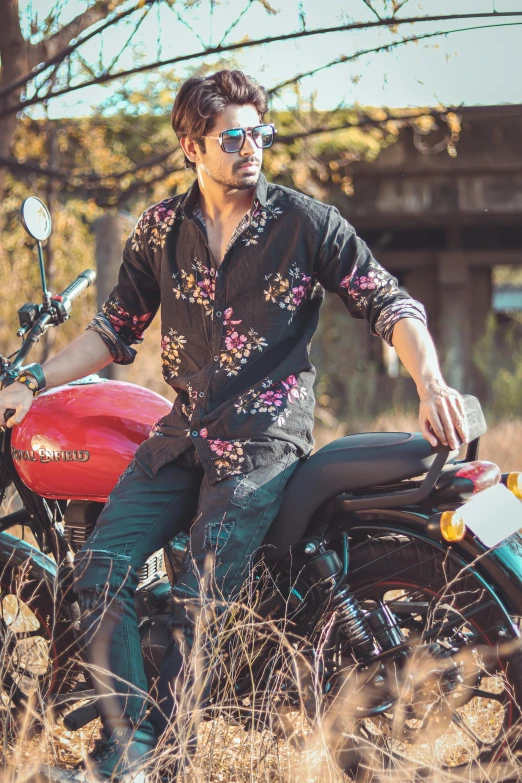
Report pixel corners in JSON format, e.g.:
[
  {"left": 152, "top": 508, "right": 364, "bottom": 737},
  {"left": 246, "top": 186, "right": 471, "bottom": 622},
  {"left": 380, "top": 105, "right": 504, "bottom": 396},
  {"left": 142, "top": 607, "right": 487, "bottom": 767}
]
[{"left": 34, "top": 727, "right": 156, "bottom": 782}]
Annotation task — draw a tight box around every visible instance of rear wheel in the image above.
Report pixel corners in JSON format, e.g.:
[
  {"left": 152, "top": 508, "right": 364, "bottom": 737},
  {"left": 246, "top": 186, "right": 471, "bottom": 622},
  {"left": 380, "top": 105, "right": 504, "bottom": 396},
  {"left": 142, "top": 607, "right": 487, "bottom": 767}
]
[{"left": 328, "top": 534, "right": 522, "bottom": 779}]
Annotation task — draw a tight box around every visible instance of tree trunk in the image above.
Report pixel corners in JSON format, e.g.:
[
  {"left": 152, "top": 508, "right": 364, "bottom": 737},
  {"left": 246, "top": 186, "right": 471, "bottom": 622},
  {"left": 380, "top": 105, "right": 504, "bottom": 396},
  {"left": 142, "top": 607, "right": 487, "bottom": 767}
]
[
  {"left": 92, "top": 210, "right": 135, "bottom": 381},
  {"left": 0, "top": 0, "right": 28, "bottom": 201}
]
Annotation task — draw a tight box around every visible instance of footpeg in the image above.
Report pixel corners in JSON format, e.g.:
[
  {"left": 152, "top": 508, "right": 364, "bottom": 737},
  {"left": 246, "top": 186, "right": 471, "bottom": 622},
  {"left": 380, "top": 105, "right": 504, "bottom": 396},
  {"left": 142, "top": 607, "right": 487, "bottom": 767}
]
[{"left": 62, "top": 699, "right": 100, "bottom": 731}]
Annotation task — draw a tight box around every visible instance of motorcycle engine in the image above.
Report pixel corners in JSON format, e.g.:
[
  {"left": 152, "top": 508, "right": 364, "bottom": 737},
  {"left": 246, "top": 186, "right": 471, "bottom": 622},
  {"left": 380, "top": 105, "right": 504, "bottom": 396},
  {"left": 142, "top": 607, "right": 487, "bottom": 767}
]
[
  {"left": 63, "top": 501, "right": 103, "bottom": 549},
  {"left": 63, "top": 500, "right": 170, "bottom": 586}
]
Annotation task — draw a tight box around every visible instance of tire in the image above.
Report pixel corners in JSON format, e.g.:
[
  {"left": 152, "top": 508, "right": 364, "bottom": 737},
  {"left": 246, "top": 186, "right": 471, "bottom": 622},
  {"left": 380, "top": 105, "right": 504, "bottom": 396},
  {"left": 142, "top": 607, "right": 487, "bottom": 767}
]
[
  {"left": 328, "top": 533, "right": 522, "bottom": 781},
  {"left": 0, "top": 549, "right": 80, "bottom": 736}
]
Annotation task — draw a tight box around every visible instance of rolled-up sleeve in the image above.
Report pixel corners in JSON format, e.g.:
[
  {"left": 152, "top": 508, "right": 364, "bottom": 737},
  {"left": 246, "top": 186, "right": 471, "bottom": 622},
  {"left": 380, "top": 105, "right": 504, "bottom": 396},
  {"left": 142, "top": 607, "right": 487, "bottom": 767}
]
[
  {"left": 86, "top": 212, "right": 161, "bottom": 364},
  {"left": 315, "top": 207, "right": 426, "bottom": 345}
]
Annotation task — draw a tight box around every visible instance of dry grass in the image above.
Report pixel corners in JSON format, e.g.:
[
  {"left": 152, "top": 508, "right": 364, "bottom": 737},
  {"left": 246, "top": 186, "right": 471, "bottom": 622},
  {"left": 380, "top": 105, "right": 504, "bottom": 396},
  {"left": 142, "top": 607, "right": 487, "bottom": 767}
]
[{"left": 2, "top": 415, "right": 522, "bottom": 782}]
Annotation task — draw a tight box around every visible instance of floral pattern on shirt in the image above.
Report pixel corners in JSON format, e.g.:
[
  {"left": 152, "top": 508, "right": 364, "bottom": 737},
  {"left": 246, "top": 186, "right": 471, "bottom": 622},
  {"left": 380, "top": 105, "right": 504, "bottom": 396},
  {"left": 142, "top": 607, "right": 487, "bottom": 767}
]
[
  {"left": 219, "top": 308, "right": 267, "bottom": 376},
  {"left": 180, "top": 383, "right": 198, "bottom": 422},
  {"left": 199, "top": 433, "right": 247, "bottom": 478},
  {"left": 264, "top": 263, "right": 313, "bottom": 317},
  {"left": 131, "top": 199, "right": 182, "bottom": 253},
  {"left": 172, "top": 258, "right": 216, "bottom": 317},
  {"left": 161, "top": 329, "right": 187, "bottom": 378},
  {"left": 89, "top": 174, "right": 425, "bottom": 486},
  {"left": 102, "top": 300, "right": 153, "bottom": 342},
  {"left": 243, "top": 199, "right": 283, "bottom": 246},
  {"left": 235, "top": 374, "right": 308, "bottom": 427},
  {"left": 340, "top": 263, "right": 395, "bottom": 312}
]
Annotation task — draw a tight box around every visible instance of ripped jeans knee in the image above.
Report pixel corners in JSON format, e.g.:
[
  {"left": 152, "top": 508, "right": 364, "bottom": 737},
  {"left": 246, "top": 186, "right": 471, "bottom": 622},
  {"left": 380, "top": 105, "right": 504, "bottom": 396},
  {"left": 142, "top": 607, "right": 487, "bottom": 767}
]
[{"left": 73, "top": 549, "right": 139, "bottom": 634}]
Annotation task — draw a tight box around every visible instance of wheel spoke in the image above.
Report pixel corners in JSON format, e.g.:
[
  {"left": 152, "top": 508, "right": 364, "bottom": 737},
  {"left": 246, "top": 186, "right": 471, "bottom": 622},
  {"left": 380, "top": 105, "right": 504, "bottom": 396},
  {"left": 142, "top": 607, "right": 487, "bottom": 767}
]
[
  {"left": 8, "top": 627, "right": 45, "bottom": 639},
  {"left": 450, "top": 707, "right": 491, "bottom": 748},
  {"left": 463, "top": 686, "right": 507, "bottom": 704},
  {"left": 9, "top": 665, "right": 42, "bottom": 681}
]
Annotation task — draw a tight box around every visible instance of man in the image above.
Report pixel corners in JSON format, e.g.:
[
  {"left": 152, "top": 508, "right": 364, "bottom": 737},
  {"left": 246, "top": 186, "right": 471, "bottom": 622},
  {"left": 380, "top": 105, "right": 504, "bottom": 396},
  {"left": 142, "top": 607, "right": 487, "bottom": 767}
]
[{"left": 0, "top": 70, "right": 468, "bottom": 781}]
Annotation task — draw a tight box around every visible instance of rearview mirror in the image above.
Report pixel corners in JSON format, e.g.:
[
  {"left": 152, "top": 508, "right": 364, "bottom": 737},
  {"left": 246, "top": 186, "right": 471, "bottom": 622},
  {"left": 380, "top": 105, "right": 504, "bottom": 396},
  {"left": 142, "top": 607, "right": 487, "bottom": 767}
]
[{"left": 21, "top": 196, "right": 52, "bottom": 241}]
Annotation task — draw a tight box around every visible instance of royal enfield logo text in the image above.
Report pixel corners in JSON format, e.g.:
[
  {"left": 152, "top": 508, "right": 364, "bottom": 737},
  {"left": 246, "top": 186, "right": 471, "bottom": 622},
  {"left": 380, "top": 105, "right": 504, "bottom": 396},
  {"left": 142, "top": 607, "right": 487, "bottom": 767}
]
[{"left": 12, "top": 448, "right": 90, "bottom": 463}]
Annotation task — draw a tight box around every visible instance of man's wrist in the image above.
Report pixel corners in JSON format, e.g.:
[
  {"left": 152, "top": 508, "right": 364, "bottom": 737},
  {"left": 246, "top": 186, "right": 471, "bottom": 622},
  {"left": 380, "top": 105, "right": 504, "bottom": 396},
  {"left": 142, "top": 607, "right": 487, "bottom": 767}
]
[
  {"left": 417, "top": 376, "right": 447, "bottom": 399},
  {"left": 17, "top": 363, "right": 47, "bottom": 395}
]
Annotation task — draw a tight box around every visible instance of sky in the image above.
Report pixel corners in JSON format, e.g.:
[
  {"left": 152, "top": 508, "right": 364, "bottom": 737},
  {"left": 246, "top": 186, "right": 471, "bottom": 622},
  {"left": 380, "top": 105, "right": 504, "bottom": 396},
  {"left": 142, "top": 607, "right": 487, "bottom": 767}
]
[{"left": 19, "top": 0, "right": 522, "bottom": 117}]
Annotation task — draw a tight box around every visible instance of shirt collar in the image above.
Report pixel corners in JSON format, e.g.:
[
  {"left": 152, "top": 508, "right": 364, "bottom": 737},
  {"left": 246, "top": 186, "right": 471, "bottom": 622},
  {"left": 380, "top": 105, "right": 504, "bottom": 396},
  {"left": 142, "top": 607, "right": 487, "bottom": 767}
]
[{"left": 181, "top": 171, "right": 268, "bottom": 218}]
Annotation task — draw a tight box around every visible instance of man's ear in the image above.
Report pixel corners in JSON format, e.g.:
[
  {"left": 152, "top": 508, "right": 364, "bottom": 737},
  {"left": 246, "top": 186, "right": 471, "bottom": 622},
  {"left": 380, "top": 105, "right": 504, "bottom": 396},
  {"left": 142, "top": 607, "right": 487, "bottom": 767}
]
[{"left": 180, "top": 135, "right": 199, "bottom": 165}]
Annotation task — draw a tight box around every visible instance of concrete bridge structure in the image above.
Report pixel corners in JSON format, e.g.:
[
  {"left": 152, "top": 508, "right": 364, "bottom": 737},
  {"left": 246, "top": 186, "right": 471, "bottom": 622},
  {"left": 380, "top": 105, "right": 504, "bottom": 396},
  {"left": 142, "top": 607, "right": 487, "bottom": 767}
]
[{"left": 330, "top": 104, "right": 522, "bottom": 393}]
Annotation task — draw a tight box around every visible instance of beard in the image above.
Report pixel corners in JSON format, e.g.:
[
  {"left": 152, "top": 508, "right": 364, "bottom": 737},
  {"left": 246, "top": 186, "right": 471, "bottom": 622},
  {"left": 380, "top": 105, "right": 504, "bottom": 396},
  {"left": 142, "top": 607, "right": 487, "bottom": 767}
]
[{"left": 204, "top": 157, "right": 261, "bottom": 191}]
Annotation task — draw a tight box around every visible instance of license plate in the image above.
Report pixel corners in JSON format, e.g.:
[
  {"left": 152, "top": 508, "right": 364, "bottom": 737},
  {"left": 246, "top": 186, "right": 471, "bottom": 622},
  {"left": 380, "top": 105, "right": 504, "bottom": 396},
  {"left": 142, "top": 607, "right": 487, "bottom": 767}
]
[{"left": 456, "top": 483, "right": 522, "bottom": 548}]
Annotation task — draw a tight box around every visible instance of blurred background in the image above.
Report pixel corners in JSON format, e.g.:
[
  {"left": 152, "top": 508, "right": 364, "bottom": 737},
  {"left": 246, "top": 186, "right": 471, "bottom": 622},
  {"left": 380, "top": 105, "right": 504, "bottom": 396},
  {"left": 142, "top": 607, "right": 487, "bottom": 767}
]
[{"left": 2, "top": 0, "right": 522, "bottom": 469}]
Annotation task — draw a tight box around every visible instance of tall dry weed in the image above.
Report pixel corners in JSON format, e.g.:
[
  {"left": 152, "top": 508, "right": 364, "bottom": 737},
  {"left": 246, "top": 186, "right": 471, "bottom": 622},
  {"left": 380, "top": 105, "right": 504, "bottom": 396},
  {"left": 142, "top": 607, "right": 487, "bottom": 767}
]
[{"left": 2, "top": 415, "right": 522, "bottom": 782}]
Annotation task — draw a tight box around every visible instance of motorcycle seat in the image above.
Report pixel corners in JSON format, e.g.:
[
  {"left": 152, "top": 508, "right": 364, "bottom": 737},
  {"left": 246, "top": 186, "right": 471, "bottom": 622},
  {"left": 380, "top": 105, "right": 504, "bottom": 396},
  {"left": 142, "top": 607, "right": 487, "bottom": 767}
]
[{"left": 264, "top": 431, "right": 445, "bottom": 558}]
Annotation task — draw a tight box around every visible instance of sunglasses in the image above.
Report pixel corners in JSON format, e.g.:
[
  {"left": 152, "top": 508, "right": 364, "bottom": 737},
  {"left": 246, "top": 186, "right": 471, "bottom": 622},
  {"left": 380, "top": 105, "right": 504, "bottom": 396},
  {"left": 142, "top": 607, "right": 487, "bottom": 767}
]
[{"left": 203, "top": 124, "right": 276, "bottom": 154}]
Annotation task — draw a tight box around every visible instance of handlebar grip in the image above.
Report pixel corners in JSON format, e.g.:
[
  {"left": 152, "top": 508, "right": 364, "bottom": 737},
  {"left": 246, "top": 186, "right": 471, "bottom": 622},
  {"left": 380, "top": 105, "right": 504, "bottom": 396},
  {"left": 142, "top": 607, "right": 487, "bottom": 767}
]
[
  {"left": 59, "top": 269, "right": 96, "bottom": 302},
  {"left": 4, "top": 408, "right": 15, "bottom": 425}
]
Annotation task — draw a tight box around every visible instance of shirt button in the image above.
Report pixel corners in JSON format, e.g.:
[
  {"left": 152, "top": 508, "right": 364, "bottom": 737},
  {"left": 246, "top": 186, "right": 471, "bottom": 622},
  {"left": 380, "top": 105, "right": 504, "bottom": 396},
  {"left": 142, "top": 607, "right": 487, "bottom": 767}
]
[
  {"left": 199, "top": 392, "right": 205, "bottom": 398},
  {"left": 216, "top": 311, "right": 222, "bottom": 318},
  {"left": 191, "top": 430, "right": 198, "bottom": 437},
  {"left": 214, "top": 355, "right": 219, "bottom": 361}
]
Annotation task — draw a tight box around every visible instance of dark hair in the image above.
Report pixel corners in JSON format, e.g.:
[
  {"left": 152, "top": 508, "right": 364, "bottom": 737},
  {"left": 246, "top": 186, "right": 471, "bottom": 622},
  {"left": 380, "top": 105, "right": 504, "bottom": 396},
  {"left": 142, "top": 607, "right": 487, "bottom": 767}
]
[{"left": 171, "top": 70, "right": 268, "bottom": 171}]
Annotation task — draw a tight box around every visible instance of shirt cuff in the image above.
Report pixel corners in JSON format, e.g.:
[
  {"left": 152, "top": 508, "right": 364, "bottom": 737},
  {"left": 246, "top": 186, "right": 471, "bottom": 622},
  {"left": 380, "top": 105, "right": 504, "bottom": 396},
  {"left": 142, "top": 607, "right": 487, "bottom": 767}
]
[
  {"left": 374, "top": 299, "right": 427, "bottom": 346},
  {"left": 86, "top": 314, "right": 138, "bottom": 365}
]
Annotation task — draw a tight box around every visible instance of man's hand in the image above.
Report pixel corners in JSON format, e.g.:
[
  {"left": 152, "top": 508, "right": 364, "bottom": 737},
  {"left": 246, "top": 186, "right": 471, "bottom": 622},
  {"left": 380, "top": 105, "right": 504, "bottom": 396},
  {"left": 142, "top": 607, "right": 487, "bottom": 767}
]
[
  {"left": 0, "top": 383, "right": 34, "bottom": 428},
  {"left": 419, "top": 382, "right": 469, "bottom": 451}
]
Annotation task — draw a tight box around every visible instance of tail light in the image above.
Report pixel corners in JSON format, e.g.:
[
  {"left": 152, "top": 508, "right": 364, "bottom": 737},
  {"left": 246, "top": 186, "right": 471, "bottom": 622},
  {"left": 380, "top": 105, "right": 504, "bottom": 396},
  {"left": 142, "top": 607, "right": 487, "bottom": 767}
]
[{"left": 435, "top": 461, "right": 501, "bottom": 502}]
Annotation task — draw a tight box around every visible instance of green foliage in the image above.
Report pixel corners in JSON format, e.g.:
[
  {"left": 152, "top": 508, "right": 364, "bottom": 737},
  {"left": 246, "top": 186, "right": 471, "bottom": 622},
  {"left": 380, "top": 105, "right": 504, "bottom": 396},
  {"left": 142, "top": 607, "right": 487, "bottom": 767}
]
[
  {"left": 0, "top": 174, "right": 99, "bottom": 362},
  {"left": 473, "top": 313, "right": 522, "bottom": 418}
]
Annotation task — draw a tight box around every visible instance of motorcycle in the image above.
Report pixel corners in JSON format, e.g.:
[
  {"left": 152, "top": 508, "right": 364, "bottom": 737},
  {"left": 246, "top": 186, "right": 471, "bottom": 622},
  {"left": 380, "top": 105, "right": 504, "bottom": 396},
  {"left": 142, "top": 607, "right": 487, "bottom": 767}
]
[{"left": 2, "top": 195, "right": 522, "bottom": 779}]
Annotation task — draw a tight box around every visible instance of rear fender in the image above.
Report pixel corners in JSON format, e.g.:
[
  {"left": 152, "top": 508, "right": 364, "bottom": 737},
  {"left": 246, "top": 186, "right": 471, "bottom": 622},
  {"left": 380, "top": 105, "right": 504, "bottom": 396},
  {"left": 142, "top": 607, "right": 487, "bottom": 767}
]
[
  {"left": 0, "top": 530, "right": 57, "bottom": 594},
  {"left": 341, "top": 509, "right": 522, "bottom": 620}
]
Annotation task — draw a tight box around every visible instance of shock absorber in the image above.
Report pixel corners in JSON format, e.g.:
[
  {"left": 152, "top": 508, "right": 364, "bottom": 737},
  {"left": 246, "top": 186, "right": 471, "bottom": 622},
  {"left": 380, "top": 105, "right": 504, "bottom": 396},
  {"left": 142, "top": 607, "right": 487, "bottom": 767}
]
[
  {"left": 332, "top": 586, "right": 375, "bottom": 660},
  {"left": 304, "top": 540, "right": 375, "bottom": 661}
]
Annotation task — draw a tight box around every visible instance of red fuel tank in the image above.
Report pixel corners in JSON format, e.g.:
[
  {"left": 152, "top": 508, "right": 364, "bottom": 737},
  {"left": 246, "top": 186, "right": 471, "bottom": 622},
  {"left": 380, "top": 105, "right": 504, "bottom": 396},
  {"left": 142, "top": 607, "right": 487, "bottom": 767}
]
[{"left": 11, "top": 377, "right": 172, "bottom": 502}]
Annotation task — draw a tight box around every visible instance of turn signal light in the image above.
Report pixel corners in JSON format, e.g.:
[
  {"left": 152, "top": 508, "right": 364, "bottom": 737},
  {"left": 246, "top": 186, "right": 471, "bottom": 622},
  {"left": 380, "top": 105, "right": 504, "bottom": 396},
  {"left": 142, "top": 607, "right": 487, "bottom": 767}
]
[
  {"left": 440, "top": 510, "right": 466, "bottom": 542},
  {"left": 506, "top": 472, "right": 522, "bottom": 500}
]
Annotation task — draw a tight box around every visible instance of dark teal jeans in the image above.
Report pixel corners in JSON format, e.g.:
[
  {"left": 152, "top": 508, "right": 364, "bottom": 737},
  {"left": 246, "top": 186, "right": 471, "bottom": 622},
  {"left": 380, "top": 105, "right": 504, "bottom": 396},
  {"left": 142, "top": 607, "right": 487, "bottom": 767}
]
[{"left": 73, "top": 445, "right": 300, "bottom": 745}]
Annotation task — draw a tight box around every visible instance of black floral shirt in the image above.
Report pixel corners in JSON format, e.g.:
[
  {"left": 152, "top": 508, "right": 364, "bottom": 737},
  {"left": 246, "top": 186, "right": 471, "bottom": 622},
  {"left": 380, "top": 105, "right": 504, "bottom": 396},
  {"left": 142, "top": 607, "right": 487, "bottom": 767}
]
[{"left": 88, "top": 174, "right": 426, "bottom": 485}]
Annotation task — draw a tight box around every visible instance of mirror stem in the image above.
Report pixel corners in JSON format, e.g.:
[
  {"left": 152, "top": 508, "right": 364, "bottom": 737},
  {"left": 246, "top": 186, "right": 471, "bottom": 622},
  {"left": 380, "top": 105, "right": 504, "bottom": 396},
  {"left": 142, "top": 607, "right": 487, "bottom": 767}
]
[{"left": 37, "top": 241, "right": 51, "bottom": 308}]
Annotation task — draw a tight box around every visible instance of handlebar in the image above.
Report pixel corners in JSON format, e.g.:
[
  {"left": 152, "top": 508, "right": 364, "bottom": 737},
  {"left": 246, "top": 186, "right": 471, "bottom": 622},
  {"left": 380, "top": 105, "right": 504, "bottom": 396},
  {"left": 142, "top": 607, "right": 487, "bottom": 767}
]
[
  {"left": 57, "top": 269, "right": 96, "bottom": 303},
  {"left": 0, "top": 269, "right": 97, "bottom": 421}
]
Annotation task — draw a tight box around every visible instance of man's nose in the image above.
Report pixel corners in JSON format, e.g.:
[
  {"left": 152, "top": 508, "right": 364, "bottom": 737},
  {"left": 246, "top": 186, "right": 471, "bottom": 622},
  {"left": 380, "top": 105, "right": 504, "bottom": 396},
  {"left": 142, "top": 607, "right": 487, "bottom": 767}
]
[{"left": 240, "top": 132, "right": 257, "bottom": 156}]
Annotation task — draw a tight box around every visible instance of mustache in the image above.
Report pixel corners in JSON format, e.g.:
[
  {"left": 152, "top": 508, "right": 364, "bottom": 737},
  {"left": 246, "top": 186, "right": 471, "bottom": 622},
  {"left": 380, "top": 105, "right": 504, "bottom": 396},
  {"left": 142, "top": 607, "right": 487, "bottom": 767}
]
[{"left": 233, "top": 157, "right": 260, "bottom": 171}]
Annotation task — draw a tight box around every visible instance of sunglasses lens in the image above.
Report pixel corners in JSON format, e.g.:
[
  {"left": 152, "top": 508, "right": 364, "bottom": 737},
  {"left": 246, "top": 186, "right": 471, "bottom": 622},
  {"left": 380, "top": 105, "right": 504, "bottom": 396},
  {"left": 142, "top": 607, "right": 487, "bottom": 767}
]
[
  {"left": 253, "top": 125, "right": 274, "bottom": 148},
  {"left": 222, "top": 129, "right": 244, "bottom": 153}
]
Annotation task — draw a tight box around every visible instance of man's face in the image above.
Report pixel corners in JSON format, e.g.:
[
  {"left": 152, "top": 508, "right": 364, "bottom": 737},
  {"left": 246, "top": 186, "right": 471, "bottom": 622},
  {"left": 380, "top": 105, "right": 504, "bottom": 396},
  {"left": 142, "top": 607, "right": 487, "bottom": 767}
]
[{"left": 196, "top": 103, "right": 263, "bottom": 191}]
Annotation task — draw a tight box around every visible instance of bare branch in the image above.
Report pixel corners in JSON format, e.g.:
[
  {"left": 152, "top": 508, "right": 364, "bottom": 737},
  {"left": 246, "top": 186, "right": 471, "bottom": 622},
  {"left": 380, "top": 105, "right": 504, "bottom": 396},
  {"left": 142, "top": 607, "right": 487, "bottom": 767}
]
[
  {"left": 275, "top": 107, "right": 462, "bottom": 144},
  {"left": 30, "top": 0, "right": 130, "bottom": 67},
  {"left": 109, "top": 163, "right": 185, "bottom": 205},
  {"left": 0, "top": 0, "right": 157, "bottom": 101},
  {"left": 268, "top": 20, "right": 522, "bottom": 97},
  {"left": 0, "top": 146, "right": 180, "bottom": 183},
  {"left": 167, "top": 3, "right": 207, "bottom": 49},
  {"left": 3, "top": 10, "right": 522, "bottom": 117},
  {"left": 103, "top": 4, "right": 154, "bottom": 78},
  {"left": 361, "top": 0, "right": 382, "bottom": 22},
  {"left": 5, "top": 11, "right": 522, "bottom": 118},
  {"left": 218, "top": 1, "right": 253, "bottom": 47}
]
